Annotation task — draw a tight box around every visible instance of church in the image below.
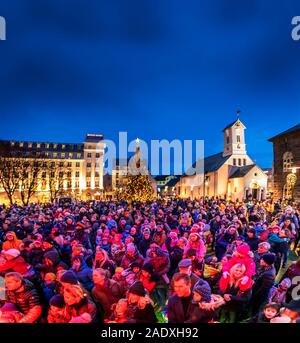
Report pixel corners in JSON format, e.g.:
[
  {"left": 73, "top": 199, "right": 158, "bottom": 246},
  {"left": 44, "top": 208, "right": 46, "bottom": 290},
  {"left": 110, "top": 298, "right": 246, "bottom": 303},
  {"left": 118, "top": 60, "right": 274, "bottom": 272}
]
[{"left": 177, "top": 118, "right": 268, "bottom": 201}]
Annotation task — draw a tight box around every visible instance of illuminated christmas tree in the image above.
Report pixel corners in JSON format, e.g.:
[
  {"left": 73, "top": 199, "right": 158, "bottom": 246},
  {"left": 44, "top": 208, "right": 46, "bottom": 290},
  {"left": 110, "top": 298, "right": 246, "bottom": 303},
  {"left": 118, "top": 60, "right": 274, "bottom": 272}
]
[{"left": 122, "top": 138, "right": 155, "bottom": 203}]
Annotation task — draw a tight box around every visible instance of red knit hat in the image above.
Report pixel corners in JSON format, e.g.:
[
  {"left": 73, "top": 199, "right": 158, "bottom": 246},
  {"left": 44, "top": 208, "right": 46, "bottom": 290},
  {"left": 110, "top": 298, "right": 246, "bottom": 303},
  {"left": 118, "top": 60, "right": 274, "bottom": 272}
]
[
  {"left": 272, "top": 225, "right": 281, "bottom": 232},
  {"left": 236, "top": 244, "right": 250, "bottom": 256}
]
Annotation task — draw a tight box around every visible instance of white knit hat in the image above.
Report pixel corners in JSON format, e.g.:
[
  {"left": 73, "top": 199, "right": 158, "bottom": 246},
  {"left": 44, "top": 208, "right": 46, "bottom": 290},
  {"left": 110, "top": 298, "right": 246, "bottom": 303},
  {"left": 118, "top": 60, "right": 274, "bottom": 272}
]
[{"left": 4, "top": 249, "right": 20, "bottom": 258}]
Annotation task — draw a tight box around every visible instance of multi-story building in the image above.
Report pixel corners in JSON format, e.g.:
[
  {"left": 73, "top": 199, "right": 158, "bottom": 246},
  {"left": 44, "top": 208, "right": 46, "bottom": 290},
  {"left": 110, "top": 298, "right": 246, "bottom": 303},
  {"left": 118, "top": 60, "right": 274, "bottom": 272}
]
[
  {"left": 0, "top": 134, "right": 105, "bottom": 204},
  {"left": 268, "top": 124, "right": 300, "bottom": 202}
]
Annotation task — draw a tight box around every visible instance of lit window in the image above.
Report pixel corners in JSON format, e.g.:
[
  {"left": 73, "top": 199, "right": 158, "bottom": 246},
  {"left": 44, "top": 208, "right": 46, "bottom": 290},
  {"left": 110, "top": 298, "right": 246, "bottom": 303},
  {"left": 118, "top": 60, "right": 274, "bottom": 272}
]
[
  {"left": 53, "top": 152, "right": 58, "bottom": 158},
  {"left": 61, "top": 153, "right": 65, "bottom": 158},
  {"left": 76, "top": 162, "right": 80, "bottom": 168},
  {"left": 95, "top": 181, "right": 99, "bottom": 187},
  {"left": 54, "top": 144, "right": 57, "bottom": 149},
  {"left": 76, "top": 172, "right": 80, "bottom": 177},
  {"left": 87, "top": 181, "right": 91, "bottom": 188},
  {"left": 62, "top": 144, "right": 66, "bottom": 149},
  {"left": 37, "top": 143, "right": 41, "bottom": 148},
  {"left": 19, "top": 142, "right": 24, "bottom": 147},
  {"left": 77, "top": 153, "right": 81, "bottom": 158},
  {"left": 28, "top": 142, "right": 32, "bottom": 148},
  {"left": 46, "top": 143, "right": 49, "bottom": 149}
]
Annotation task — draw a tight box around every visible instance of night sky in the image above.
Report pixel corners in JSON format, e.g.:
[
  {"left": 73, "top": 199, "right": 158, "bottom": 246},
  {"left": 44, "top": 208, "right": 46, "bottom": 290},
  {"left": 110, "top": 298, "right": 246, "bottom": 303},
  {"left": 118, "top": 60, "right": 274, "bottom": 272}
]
[{"left": 1, "top": 1, "right": 300, "bottom": 170}]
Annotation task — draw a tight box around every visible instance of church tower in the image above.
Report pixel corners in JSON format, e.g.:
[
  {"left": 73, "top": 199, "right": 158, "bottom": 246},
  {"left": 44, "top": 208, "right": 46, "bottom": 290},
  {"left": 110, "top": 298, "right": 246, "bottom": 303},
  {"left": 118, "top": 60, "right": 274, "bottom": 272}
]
[{"left": 222, "top": 118, "right": 247, "bottom": 157}]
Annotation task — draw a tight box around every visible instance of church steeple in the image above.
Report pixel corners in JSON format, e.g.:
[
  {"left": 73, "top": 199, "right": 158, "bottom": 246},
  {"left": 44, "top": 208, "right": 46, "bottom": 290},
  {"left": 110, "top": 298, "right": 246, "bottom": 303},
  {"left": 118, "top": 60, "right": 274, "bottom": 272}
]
[{"left": 222, "top": 113, "right": 247, "bottom": 157}]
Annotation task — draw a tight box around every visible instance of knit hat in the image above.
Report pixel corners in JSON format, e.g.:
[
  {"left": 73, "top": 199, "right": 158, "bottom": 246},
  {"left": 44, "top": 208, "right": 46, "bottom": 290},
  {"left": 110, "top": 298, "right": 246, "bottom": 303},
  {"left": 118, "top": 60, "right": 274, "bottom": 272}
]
[
  {"left": 283, "top": 299, "right": 300, "bottom": 313},
  {"left": 141, "top": 263, "right": 154, "bottom": 275},
  {"left": 60, "top": 271, "right": 78, "bottom": 285},
  {"left": 279, "top": 278, "right": 292, "bottom": 290},
  {"left": 49, "top": 295, "right": 65, "bottom": 309},
  {"left": 236, "top": 235, "right": 245, "bottom": 241},
  {"left": 4, "top": 249, "right": 20, "bottom": 259},
  {"left": 178, "top": 259, "right": 192, "bottom": 268},
  {"left": 261, "top": 253, "right": 276, "bottom": 266},
  {"left": 130, "top": 262, "right": 142, "bottom": 270},
  {"left": 272, "top": 225, "right": 281, "bottom": 232},
  {"left": 236, "top": 244, "right": 250, "bottom": 256},
  {"left": 128, "top": 281, "right": 146, "bottom": 296},
  {"left": 193, "top": 279, "right": 212, "bottom": 303}
]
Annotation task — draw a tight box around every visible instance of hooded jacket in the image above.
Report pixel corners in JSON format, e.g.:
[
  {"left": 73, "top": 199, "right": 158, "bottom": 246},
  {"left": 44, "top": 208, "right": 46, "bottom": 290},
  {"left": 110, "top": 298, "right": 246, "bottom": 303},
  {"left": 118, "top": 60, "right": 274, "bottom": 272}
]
[
  {"left": 120, "top": 247, "right": 144, "bottom": 270},
  {"left": 2, "top": 232, "right": 23, "bottom": 251},
  {"left": 72, "top": 257, "right": 94, "bottom": 291},
  {"left": 0, "top": 255, "right": 30, "bottom": 275},
  {"left": 146, "top": 247, "right": 170, "bottom": 276}
]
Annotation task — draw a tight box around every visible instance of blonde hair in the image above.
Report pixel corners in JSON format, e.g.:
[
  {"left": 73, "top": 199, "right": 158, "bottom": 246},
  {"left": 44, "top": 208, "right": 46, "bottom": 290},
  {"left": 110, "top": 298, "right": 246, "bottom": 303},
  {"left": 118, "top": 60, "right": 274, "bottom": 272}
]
[
  {"left": 229, "top": 263, "right": 246, "bottom": 287},
  {"left": 64, "top": 284, "right": 85, "bottom": 300}
]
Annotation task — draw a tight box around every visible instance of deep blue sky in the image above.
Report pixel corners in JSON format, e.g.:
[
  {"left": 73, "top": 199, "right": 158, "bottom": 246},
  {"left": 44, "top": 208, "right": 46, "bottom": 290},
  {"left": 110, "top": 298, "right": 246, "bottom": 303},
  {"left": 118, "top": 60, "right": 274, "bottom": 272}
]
[{"left": 1, "top": 0, "right": 300, "bottom": 169}]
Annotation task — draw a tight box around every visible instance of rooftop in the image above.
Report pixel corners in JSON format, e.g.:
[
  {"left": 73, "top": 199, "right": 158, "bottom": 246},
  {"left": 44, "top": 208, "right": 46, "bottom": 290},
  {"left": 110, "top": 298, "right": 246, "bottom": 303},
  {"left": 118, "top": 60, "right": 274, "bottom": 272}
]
[
  {"left": 268, "top": 124, "right": 300, "bottom": 141},
  {"left": 229, "top": 164, "right": 256, "bottom": 179}
]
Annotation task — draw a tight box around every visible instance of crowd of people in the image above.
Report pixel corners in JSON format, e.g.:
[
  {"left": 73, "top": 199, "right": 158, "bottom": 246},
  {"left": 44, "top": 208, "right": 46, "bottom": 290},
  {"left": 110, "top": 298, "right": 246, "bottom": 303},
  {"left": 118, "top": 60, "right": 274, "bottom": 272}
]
[{"left": 0, "top": 197, "right": 299, "bottom": 324}]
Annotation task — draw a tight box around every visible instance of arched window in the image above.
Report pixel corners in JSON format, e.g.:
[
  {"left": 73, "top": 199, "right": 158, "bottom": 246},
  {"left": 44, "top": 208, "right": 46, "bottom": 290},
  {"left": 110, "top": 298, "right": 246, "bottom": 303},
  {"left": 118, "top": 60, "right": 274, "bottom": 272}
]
[{"left": 283, "top": 152, "right": 294, "bottom": 172}]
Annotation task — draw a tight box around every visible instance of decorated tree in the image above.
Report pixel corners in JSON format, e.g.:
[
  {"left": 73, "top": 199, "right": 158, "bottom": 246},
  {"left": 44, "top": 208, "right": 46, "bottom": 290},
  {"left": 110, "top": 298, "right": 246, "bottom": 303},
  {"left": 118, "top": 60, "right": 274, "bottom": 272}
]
[
  {"left": 123, "top": 174, "right": 154, "bottom": 203},
  {"left": 122, "top": 138, "right": 155, "bottom": 203}
]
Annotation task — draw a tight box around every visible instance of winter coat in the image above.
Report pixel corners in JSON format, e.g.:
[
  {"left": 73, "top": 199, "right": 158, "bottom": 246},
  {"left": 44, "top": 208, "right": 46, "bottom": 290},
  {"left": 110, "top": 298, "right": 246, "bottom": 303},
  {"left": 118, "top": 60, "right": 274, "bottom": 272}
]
[
  {"left": 72, "top": 260, "right": 94, "bottom": 291},
  {"left": 245, "top": 236, "right": 260, "bottom": 252},
  {"left": 0, "top": 255, "right": 30, "bottom": 276},
  {"left": 120, "top": 251, "right": 144, "bottom": 270},
  {"left": 92, "top": 279, "right": 122, "bottom": 318},
  {"left": 169, "top": 246, "right": 184, "bottom": 276},
  {"left": 6, "top": 279, "right": 42, "bottom": 323},
  {"left": 185, "top": 294, "right": 225, "bottom": 323},
  {"left": 63, "top": 296, "right": 98, "bottom": 323},
  {"left": 131, "top": 303, "right": 157, "bottom": 323},
  {"left": 146, "top": 248, "right": 170, "bottom": 276},
  {"left": 167, "top": 294, "right": 193, "bottom": 323},
  {"left": 183, "top": 237, "right": 206, "bottom": 262},
  {"left": 250, "top": 266, "right": 276, "bottom": 311}
]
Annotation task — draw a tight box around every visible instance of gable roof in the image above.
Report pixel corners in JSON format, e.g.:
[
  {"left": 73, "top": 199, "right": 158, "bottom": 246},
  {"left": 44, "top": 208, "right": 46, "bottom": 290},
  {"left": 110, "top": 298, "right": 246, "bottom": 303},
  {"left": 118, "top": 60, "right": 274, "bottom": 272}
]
[
  {"left": 185, "top": 152, "right": 230, "bottom": 176},
  {"left": 229, "top": 164, "right": 256, "bottom": 179},
  {"left": 223, "top": 119, "right": 246, "bottom": 132},
  {"left": 268, "top": 124, "right": 300, "bottom": 141}
]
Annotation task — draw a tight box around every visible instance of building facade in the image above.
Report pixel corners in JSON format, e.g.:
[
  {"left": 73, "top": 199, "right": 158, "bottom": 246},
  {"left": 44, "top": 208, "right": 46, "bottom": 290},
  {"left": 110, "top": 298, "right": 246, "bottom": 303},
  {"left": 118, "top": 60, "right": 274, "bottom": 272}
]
[
  {"left": 0, "top": 134, "right": 105, "bottom": 204},
  {"left": 177, "top": 119, "right": 268, "bottom": 201},
  {"left": 268, "top": 124, "right": 300, "bottom": 202}
]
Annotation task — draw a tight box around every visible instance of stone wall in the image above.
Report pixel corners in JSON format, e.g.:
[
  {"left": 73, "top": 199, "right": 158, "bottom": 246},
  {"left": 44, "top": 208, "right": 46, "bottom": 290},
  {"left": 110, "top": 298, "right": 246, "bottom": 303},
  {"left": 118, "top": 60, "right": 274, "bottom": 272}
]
[{"left": 271, "top": 130, "right": 300, "bottom": 202}]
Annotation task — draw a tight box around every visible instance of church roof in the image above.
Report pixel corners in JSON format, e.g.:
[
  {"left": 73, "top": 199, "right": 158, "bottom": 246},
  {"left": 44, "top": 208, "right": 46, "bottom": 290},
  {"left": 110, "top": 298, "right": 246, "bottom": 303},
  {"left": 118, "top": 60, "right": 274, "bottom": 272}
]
[
  {"left": 229, "top": 164, "right": 256, "bottom": 179},
  {"left": 268, "top": 124, "right": 300, "bottom": 141},
  {"left": 222, "top": 119, "right": 246, "bottom": 132},
  {"left": 185, "top": 152, "right": 230, "bottom": 176}
]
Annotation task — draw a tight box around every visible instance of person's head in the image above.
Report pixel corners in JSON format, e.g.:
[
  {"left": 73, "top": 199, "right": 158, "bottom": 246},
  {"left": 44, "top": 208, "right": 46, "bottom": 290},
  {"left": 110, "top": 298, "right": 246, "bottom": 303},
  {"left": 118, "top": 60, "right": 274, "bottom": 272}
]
[
  {"left": 279, "top": 278, "right": 292, "bottom": 291},
  {"left": 173, "top": 273, "right": 191, "bottom": 298},
  {"left": 128, "top": 281, "right": 146, "bottom": 305},
  {"left": 5, "top": 272, "right": 23, "bottom": 292},
  {"left": 260, "top": 253, "right": 276, "bottom": 267},
  {"left": 236, "top": 236, "right": 245, "bottom": 245},
  {"left": 282, "top": 299, "right": 300, "bottom": 322},
  {"left": 49, "top": 295, "right": 65, "bottom": 316},
  {"left": 271, "top": 226, "right": 280, "bottom": 235},
  {"left": 44, "top": 273, "right": 56, "bottom": 285},
  {"left": 177, "top": 237, "right": 187, "bottom": 249},
  {"left": 115, "top": 298, "right": 128, "bottom": 318},
  {"left": 258, "top": 242, "right": 270, "bottom": 255},
  {"left": 114, "top": 267, "right": 124, "bottom": 279},
  {"left": 264, "top": 303, "right": 280, "bottom": 319},
  {"left": 5, "top": 231, "right": 15, "bottom": 241},
  {"left": 235, "top": 244, "right": 250, "bottom": 258},
  {"left": 130, "top": 262, "right": 141, "bottom": 274},
  {"left": 285, "top": 206, "right": 293, "bottom": 215},
  {"left": 228, "top": 226, "right": 237, "bottom": 235},
  {"left": 72, "top": 244, "right": 83, "bottom": 257},
  {"left": 221, "top": 254, "right": 232, "bottom": 266},
  {"left": 92, "top": 268, "right": 109, "bottom": 287},
  {"left": 72, "top": 257, "right": 82, "bottom": 271},
  {"left": 43, "top": 240, "right": 53, "bottom": 251},
  {"left": 178, "top": 259, "right": 192, "bottom": 275},
  {"left": 130, "top": 227, "right": 137, "bottom": 236},
  {"left": 247, "top": 229, "right": 256, "bottom": 238},
  {"left": 230, "top": 263, "right": 246, "bottom": 280},
  {"left": 189, "top": 233, "right": 199, "bottom": 242},
  {"left": 95, "top": 247, "right": 107, "bottom": 261},
  {"left": 63, "top": 285, "right": 86, "bottom": 306},
  {"left": 126, "top": 243, "right": 136, "bottom": 257},
  {"left": 141, "top": 263, "right": 153, "bottom": 278},
  {"left": 192, "top": 279, "right": 212, "bottom": 304}
]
